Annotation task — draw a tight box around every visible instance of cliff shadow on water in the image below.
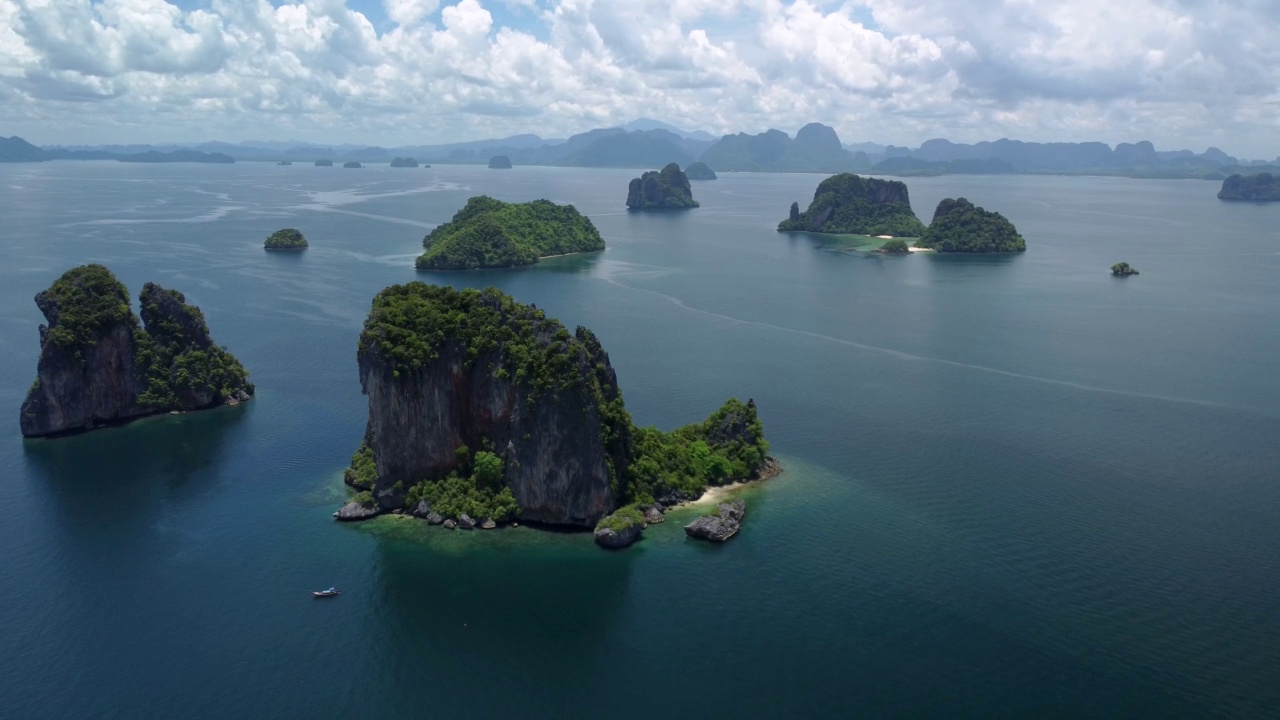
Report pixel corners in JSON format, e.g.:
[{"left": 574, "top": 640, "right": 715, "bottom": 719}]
[
  {"left": 21, "top": 404, "right": 249, "bottom": 534},
  {"left": 366, "top": 530, "right": 637, "bottom": 709}
]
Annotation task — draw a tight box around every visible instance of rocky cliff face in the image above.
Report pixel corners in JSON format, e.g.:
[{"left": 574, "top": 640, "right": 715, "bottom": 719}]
[
  {"left": 356, "top": 284, "right": 630, "bottom": 526},
  {"left": 20, "top": 265, "right": 253, "bottom": 438},
  {"left": 777, "top": 173, "right": 925, "bottom": 236},
  {"left": 20, "top": 280, "right": 147, "bottom": 437},
  {"left": 626, "top": 163, "right": 699, "bottom": 210}
]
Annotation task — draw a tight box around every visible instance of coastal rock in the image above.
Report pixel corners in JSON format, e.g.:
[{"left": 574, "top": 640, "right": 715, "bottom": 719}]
[
  {"left": 457, "top": 514, "right": 477, "bottom": 530},
  {"left": 916, "top": 198, "right": 1026, "bottom": 253},
  {"left": 444, "top": 518, "right": 457, "bottom": 529},
  {"left": 20, "top": 265, "right": 253, "bottom": 438},
  {"left": 334, "top": 501, "right": 382, "bottom": 521},
  {"left": 593, "top": 505, "right": 646, "bottom": 548},
  {"left": 626, "top": 163, "right": 699, "bottom": 210},
  {"left": 412, "top": 500, "right": 433, "bottom": 518},
  {"left": 425, "top": 511, "right": 445, "bottom": 525},
  {"left": 1111, "top": 262, "right": 1140, "bottom": 276},
  {"left": 481, "top": 518, "right": 497, "bottom": 529},
  {"left": 777, "top": 173, "right": 924, "bottom": 236},
  {"left": 644, "top": 506, "right": 665, "bottom": 524},
  {"left": 488, "top": 155, "right": 513, "bottom": 169},
  {"left": 684, "top": 499, "right": 746, "bottom": 542},
  {"left": 354, "top": 285, "right": 630, "bottom": 526}
]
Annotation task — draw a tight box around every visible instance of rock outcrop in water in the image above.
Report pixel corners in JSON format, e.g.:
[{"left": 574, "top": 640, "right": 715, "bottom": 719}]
[
  {"left": 344, "top": 283, "right": 777, "bottom": 540},
  {"left": 916, "top": 198, "right": 1026, "bottom": 253},
  {"left": 1218, "top": 173, "right": 1280, "bottom": 201},
  {"left": 685, "top": 499, "right": 746, "bottom": 542},
  {"left": 488, "top": 155, "right": 513, "bottom": 169},
  {"left": 684, "top": 162, "right": 717, "bottom": 180},
  {"left": 20, "top": 265, "right": 253, "bottom": 437},
  {"left": 626, "top": 163, "right": 699, "bottom": 210},
  {"left": 777, "top": 173, "right": 925, "bottom": 236}
]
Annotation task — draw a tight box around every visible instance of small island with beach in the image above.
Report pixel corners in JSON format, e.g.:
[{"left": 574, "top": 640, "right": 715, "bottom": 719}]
[
  {"left": 778, "top": 173, "right": 926, "bottom": 236},
  {"left": 415, "top": 196, "right": 605, "bottom": 270},
  {"left": 915, "top": 198, "right": 1026, "bottom": 253},
  {"left": 337, "top": 283, "right": 778, "bottom": 549}
]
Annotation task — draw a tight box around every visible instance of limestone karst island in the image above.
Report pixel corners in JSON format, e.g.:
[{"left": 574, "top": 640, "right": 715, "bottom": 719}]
[
  {"left": 626, "top": 162, "right": 700, "bottom": 210},
  {"left": 337, "top": 283, "right": 777, "bottom": 548},
  {"left": 1218, "top": 173, "right": 1280, "bottom": 201},
  {"left": 415, "top": 196, "right": 605, "bottom": 270},
  {"left": 20, "top": 265, "right": 253, "bottom": 438}
]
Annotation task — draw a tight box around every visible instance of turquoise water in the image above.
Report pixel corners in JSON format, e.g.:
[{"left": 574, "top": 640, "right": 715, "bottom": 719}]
[{"left": 1, "top": 163, "right": 1278, "bottom": 717}]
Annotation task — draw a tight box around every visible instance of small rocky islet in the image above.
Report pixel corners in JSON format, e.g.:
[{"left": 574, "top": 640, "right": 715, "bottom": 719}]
[
  {"left": 336, "top": 282, "right": 778, "bottom": 549},
  {"left": 414, "top": 196, "right": 604, "bottom": 271},
  {"left": 264, "top": 228, "right": 307, "bottom": 250},
  {"left": 19, "top": 264, "right": 253, "bottom": 438}
]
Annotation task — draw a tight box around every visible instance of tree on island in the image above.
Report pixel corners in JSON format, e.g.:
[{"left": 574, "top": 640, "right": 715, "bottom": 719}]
[
  {"left": 1111, "top": 262, "right": 1139, "bottom": 276},
  {"left": 264, "top": 228, "right": 308, "bottom": 250},
  {"left": 415, "top": 196, "right": 604, "bottom": 270},
  {"left": 488, "top": 155, "right": 513, "bottom": 169},
  {"left": 626, "top": 163, "right": 699, "bottom": 210},
  {"left": 915, "top": 198, "right": 1026, "bottom": 253},
  {"left": 778, "top": 173, "right": 924, "bottom": 236}
]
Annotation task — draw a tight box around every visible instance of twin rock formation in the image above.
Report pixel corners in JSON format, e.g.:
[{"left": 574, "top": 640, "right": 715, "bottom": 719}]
[{"left": 20, "top": 265, "right": 253, "bottom": 437}]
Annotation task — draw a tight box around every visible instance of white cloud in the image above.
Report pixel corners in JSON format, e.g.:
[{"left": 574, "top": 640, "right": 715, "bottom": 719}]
[{"left": 0, "top": 0, "right": 1276, "bottom": 157}]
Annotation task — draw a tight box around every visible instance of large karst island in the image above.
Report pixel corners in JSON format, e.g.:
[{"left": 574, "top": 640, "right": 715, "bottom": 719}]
[
  {"left": 915, "top": 198, "right": 1026, "bottom": 253},
  {"left": 488, "top": 155, "right": 513, "bottom": 169},
  {"left": 338, "top": 283, "right": 777, "bottom": 548},
  {"left": 415, "top": 196, "right": 605, "bottom": 271},
  {"left": 1218, "top": 173, "right": 1280, "bottom": 201},
  {"left": 684, "top": 161, "right": 717, "bottom": 180},
  {"left": 626, "top": 162, "right": 700, "bottom": 210},
  {"left": 20, "top": 265, "right": 253, "bottom": 438},
  {"left": 778, "top": 173, "right": 925, "bottom": 236}
]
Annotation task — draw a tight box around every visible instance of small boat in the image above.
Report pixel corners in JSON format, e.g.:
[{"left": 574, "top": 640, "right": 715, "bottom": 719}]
[{"left": 312, "top": 587, "right": 340, "bottom": 598}]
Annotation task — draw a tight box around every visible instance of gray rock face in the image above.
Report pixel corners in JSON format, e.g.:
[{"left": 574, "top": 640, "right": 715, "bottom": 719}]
[
  {"left": 481, "top": 518, "right": 497, "bottom": 529},
  {"left": 684, "top": 499, "right": 746, "bottom": 542},
  {"left": 594, "top": 523, "right": 643, "bottom": 549},
  {"left": 357, "top": 292, "right": 629, "bottom": 526},
  {"left": 443, "top": 518, "right": 457, "bottom": 529},
  {"left": 644, "top": 506, "right": 665, "bottom": 524},
  {"left": 412, "top": 500, "right": 433, "bottom": 518},
  {"left": 425, "top": 511, "right": 445, "bottom": 525},
  {"left": 457, "top": 514, "right": 477, "bottom": 529},
  {"left": 334, "top": 501, "right": 381, "bottom": 521}
]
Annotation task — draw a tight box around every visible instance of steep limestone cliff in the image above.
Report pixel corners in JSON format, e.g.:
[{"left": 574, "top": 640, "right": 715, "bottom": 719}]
[
  {"left": 354, "top": 284, "right": 630, "bottom": 526},
  {"left": 626, "top": 163, "right": 699, "bottom": 210},
  {"left": 777, "top": 173, "right": 925, "bottom": 236},
  {"left": 20, "top": 265, "right": 253, "bottom": 438}
]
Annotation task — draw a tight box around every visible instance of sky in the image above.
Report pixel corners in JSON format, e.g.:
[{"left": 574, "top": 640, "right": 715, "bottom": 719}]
[{"left": 1, "top": 0, "right": 1277, "bottom": 157}]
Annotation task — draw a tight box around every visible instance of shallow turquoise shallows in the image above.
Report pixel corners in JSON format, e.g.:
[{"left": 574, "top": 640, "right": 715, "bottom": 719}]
[{"left": 1, "top": 163, "right": 1278, "bottom": 717}]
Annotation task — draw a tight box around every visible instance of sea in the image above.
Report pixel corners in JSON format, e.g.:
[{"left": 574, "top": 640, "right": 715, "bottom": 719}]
[{"left": 0, "top": 162, "right": 1277, "bottom": 718}]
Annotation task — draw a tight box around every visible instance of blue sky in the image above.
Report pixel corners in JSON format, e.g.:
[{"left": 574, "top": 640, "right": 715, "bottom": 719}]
[{"left": 1, "top": 0, "right": 1276, "bottom": 157}]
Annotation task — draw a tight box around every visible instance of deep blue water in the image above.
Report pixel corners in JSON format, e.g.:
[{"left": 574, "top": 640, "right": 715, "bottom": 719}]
[{"left": 1, "top": 162, "right": 1277, "bottom": 717}]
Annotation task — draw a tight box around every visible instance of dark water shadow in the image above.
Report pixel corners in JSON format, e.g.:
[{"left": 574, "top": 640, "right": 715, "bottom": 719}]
[
  {"left": 366, "top": 530, "right": 638, "bottom": 714},
  {"left": 22, "top": 404, "right": 249, "bottom": 535}
]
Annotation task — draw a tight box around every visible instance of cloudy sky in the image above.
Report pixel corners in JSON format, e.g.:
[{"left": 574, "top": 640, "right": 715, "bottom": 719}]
[{"left": 1, "top": 0, "right": 1277, "bottom": 156}]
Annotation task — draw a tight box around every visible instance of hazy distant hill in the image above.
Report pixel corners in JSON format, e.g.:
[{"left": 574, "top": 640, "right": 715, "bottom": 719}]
[{"left": 700, "top": 123, "right": 864, "bottom": 172}]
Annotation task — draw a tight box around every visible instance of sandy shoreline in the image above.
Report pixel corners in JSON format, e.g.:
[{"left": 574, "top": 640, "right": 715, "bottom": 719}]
[{"left": 907, "top": 246, "right": 936, "bottom": 253}]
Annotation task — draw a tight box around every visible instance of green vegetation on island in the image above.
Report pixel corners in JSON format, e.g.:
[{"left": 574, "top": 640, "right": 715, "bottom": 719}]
[
  {"left": 1218, "top": 173, "right": 1280, "bottom": 201},
  {"left": 1111, "top": 262, "right": 1139, "bottom": 276},
  {"left": 415, "top": 196, "right": 604, "bottom": 270},
  {"left": 877, "top": 239, "right": 912, "bottom": 255},
  {"left": 345, "top": 283, "right": 774, "bottom": 537},
  {"left": 390, "top": 156, "right": 420, "bottom": 168},
  {"left": 20, "top": 265, "right": 253, "bottom": 436},
  {"left": 488, "top": 155, "right": 513, "bottom": 169},
  {"left": 778, "top": 173, "right": 925, "bottom": 236},
  {"left": 916, "top": 198, "right": 1026, "bottom": 253},
  {"left": 684, "top": 161, "right": 717, "bottom": 180},
  {"left": 264, "top": 228, "right": 308, "bottom": 250},
  {"left": 315, "top": 159, "right": 333, "bottom": 167},
  {"left": 343, "top": 161, "right": 362, "bottom": 169},
  {"left": 626, "top": 162, "right": 699, "bottom": 210}
]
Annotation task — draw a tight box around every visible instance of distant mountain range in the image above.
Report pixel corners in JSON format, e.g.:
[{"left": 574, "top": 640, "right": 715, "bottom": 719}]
[{"left": 6, "top": 121, "right": 1279, "bottom": 180}]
